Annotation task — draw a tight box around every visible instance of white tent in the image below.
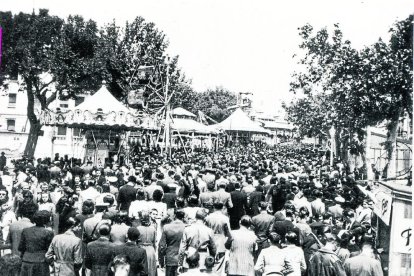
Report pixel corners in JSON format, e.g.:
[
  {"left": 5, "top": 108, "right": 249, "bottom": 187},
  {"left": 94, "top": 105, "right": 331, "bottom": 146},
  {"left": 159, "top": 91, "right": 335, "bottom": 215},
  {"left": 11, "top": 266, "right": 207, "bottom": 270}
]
[
  {"left": 209, "top": 108, "right": 270, "bottom": 134},
  {"left": 171, "top": 107, "right": 197, "bottom": 118}
]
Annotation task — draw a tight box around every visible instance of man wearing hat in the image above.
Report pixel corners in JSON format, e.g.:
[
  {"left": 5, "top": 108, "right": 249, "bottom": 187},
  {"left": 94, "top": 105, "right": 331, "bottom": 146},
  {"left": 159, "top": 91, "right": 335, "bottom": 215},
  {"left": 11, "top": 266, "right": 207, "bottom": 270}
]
[{"left": 178, "top": 209, "right": 216, "bottom": 271}]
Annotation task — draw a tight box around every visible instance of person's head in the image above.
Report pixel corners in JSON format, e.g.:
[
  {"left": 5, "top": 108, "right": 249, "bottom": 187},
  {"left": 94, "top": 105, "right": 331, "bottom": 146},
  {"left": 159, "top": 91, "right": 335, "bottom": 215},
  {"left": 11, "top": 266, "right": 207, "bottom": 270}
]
[
  {"left": 204, "top": 256, "right": 215, "bottom": 271},
  {"left": 188, "top": 195, "right": 199, "bottom": 207},
  {"left": 343, "top": 209, "right": 356, "bottom": 222},
  {"left": 0, "top": 189, "right": 8, "bottom": 203},
  {"left": 40, "top": 192, "right": 51, "bottom": 204},
  {"left": 127, "top": 176, "right": 136, "bottom": 184},
  {"left": 240, "top": 215, "right": 252, "bottom": 228},
  {"left": 285, "top": 231, "right": 298, "bottom": 245},
  {"left": 152, "top": 190, "right": 163, "bottom": 202},
  {"left": 66, "top": 216, "right": 81, "bottom": 233},
  {"left": 186, "top": 249, "right": 200, "bottom": 269},
  {"left": 32, "top": 210, "right": 51, "bottom": 227},
  {"left": 195, "top": 209, "right": 207, "bottom": 221},
  {"left": 127, "top": 227, "right": 140, "bottom": 242},
  {"left": 103, "top": 195, "right": 115, "bottom": 207},
  {"left": 320, "top": 233, "right": 339, "bottom": 251},
  {"left": 268, "top": 232, "right": 281, "bottom": 246},
  {"left": 175, "top": 209, "right": 185, "bottom": 221},
  {"left": 0, "top": 254, "right": 22, "bottom": 276},
  {"left": 111, "top": 255, "right": 130, "bottom": 276},
  {"left": 82, "top": 200, "right": 95, "bottom": 215},
  {"left": 213, "top": 201, "right": 224, "bottom": 211},
  {"left": 98, "top": 224, "right": 111, "bottom": 237}
]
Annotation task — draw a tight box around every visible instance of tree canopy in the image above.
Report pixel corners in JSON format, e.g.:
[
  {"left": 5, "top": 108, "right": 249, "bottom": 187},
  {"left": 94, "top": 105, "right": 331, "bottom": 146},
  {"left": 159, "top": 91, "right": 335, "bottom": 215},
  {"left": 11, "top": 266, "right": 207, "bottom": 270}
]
[{"left": 286, "top": 16, "right": 413, "bottom": 176}]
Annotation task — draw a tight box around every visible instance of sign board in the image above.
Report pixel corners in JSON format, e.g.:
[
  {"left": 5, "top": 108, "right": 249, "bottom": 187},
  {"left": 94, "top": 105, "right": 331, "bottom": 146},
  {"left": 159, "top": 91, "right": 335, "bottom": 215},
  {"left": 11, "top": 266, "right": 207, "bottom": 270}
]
[{"left": 371, "top": 182, "right": 393, "bottom": 225}]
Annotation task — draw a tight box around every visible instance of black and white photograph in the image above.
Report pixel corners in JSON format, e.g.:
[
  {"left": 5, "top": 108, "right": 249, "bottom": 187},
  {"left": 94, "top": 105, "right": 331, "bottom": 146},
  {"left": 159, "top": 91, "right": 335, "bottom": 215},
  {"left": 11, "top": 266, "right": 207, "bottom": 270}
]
[{"left": 0, "top": 0, "right": 411, "bottom": 276}]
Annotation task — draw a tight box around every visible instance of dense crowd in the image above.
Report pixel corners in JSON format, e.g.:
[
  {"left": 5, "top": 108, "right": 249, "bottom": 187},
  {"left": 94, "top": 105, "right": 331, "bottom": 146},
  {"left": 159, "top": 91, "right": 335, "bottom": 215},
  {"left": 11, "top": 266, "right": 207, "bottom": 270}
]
[{"left": 0, "top": 144, "right": 383, "bottom": 276}]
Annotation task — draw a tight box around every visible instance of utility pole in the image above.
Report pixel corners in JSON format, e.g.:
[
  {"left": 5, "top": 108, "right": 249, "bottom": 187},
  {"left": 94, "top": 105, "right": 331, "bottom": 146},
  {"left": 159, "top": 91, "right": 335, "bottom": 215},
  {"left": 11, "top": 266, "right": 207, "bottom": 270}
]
[{"left": 164, "top": 57, "right": 171, "bottom": 158}]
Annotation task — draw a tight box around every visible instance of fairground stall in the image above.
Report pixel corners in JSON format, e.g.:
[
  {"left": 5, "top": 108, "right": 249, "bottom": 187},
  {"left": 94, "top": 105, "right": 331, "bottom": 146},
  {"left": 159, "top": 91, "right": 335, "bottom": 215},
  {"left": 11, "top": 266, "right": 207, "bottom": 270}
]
[
  {"left": 169, "top": 107, "right": 218, "bottom": 151},
  {"left": 208, "top": 108, "right": 271, "bottom": 146},
  {"left": 40, "top": 85, "right": 157, "bottom": 166},
  {"left": 358, "top": 180, "right": 412, "bottom": 276}
]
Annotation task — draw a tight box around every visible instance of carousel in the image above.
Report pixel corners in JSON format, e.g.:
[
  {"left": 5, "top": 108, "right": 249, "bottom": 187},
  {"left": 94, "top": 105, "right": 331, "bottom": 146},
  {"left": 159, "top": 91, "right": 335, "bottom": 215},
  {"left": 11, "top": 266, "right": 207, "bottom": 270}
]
[{"left": 39, "top": 84, "right": 157, "bottom": 166}]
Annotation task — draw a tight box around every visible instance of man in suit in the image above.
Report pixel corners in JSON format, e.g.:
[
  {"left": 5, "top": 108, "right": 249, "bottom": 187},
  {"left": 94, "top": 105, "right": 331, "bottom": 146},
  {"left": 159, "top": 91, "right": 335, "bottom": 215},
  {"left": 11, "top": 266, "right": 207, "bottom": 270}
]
[
  {"left": 228, "top": 182, "right": 247, "bottom": 230},
  {"left": 178, "top": 209, "right": 216, "bottom": 271},
  {"left": 159, "top": 209, "right": 186, "bottom": 276},
  {"left": 118, "top": 176, "right": 137, "bottom": 211},
  {"left": 5, "top": 203, "right": 36, "bottom": 255},
  {"left": 251, "top": 202, "right": 274, "bottom": 258},
  {"left": 114, "top": 227, "right": 148, "bottom": 276},
  {"left": 85, "top": 224, "right": 116, "bottom": 276}
]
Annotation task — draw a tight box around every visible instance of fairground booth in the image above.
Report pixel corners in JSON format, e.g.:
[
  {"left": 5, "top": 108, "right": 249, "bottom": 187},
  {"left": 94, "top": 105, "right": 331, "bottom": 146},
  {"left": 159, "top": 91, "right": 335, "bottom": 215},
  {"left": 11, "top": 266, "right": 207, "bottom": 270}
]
[
  {"left": 358, "top": 180, "right": 412, "bottom": 276},
  {"left": 209, "top": 108, "right": 271, "bottom": 146},
  {"left": 169, "top": 107, "right": 218, "bottom": 151},
  {"left": 40, "top": 85, "right": 158, "bottom": 166}
]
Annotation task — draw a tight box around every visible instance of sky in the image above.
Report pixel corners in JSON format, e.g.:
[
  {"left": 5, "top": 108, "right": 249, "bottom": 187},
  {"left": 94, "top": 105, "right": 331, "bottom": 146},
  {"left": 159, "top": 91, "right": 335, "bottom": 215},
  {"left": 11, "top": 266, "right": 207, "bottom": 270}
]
[{"left": 1, "top": 0, "right": 412, "bottom": 112}]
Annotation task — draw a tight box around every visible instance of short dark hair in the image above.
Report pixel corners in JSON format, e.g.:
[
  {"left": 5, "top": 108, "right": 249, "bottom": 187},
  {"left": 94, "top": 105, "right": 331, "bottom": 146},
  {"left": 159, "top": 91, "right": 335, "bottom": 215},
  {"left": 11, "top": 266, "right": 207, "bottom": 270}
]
[
  {"left": 127, "top": 227, "right": 140, "bottom": 241},
  {"left": 32, "top": 210, "right": 51, "bottom": 226},
  {"left": 240, "top": 215, "right": 252, "bottom": 228},
  {"left": 175, "top": 209, "right": 185, "bottom": 221},
  {"left": 268, "top": 232, "right": 281, "bottom": 244},
  {"left": 98, "top": 224, "right": 111, "bottom": 236},
  {"left": 285, "top": 231, "right": 298, "bottom": 244},
  {"left": 153, "top": 190, "right": 163, "bottom": 202}
]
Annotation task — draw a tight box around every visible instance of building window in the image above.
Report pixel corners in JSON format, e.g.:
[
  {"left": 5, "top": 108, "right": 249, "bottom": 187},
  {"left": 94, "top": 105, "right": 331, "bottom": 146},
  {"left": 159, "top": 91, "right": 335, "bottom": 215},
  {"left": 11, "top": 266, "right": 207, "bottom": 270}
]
[
  {"left": 7, "top": 119, "right": 15, "bottom": 131},
  {"left": 57, "top": 126, "right": 67, "bottom": 136},
  {"left": 73, "top": 128, "right": 81, "bottom": 137},
  {"left": 8, "top": 94, "right": 16, "bottom": 107}
]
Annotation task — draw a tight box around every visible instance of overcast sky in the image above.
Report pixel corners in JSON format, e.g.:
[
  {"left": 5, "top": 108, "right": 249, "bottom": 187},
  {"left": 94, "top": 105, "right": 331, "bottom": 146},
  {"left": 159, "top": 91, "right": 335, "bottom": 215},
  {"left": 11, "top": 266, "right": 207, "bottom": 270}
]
[{"left": 2, "top": 0, "right": 412, "bottom": 111}]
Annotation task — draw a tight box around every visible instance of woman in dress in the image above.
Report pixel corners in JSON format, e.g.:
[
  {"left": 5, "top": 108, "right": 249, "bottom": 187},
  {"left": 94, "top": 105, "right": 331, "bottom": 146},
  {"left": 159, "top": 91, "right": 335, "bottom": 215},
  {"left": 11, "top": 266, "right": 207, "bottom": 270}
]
[
  {"left": 38, "top": 192, "right": 56, "bottom": 231},
  {"left": 19, "top": 210, "right": 54, "bottom": 276},
  {"left": 137, "top": 211, "right": 157, "bottom": 276}
]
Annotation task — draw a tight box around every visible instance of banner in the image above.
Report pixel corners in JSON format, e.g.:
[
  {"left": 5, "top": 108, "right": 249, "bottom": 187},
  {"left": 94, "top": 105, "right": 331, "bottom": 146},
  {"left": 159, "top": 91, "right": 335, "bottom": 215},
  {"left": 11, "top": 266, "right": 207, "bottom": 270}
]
[{"left": 371, "top": 183, "right": 393, "bottom": 225}]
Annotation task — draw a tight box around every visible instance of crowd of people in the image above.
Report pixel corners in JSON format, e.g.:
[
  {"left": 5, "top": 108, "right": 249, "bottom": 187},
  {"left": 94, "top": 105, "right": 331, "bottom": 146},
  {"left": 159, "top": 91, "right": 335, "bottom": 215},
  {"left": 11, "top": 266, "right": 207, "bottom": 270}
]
[{"left": 0, "top": 144, "right": 383, "bottom": 276}]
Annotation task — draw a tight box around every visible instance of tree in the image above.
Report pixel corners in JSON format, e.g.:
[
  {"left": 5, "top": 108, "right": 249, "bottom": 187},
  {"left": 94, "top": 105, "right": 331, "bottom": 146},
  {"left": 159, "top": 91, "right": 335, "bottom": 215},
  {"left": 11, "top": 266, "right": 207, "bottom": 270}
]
[
  {"left": 97, "top": 17, "right": 186, "bottom": 114},
  {"left": 288, "top": 23, "right": 368, "bottom": 162},
  {"left": 357, "top": 16, "right": 413, "bottom": 177},
  {"left": 287, "top": 17, "right": 413, "bottom": 176},
  {"left": 192, "top": 87, "right": 237, "bottom": 122},
  {"left": 0, "top": 10, "right": 101, "bottom": 157}
]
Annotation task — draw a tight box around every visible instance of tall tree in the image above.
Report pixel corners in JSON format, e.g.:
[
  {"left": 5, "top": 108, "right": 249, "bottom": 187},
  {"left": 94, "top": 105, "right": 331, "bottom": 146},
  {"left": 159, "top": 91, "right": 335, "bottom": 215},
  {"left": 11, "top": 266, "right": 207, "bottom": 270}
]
[
  {"left": 97, "top": 17, "right": 186, "bottom": 115},
  {"left": 0, "top": 10, "right": 101, "bottom": 157}
]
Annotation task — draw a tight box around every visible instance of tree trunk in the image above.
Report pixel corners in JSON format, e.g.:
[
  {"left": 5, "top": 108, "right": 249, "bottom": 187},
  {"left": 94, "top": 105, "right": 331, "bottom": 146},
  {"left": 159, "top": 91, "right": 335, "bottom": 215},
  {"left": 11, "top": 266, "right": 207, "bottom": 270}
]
[
  {"left": 23, "top": 79, "right": 42, "bottom": 158},
  {"left": 24, "top": 122, "right": 42, "bottom": 158},
  {"left": 385, "top": 115, "right": 400, "bottom": 179}
]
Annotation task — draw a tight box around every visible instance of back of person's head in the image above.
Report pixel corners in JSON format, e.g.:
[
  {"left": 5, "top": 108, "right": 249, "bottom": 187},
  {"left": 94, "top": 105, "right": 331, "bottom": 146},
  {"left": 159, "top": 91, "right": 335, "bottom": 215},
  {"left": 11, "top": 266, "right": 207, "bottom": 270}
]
[
  {"left": 87, "top": 180, "right": 96, "bottom": 187},
  {"left": 153, "top": 190, "right": 163, "bottom": 202},
  {"left": 186, "top": 250, "right": 200, "bottom": 269},
  {"left": 320, "top": 233, "right": 337, "bottom": 246},
  {"left": 136, "top": 188, "right": 146, "bottom": 200},
  {"left": 188, "top": 195, "right": 199, "bottom": 207},
  {"left": 259, "top": 201, "right": 268, "bottom": 211},
  {"left": 66, "top": 216, "right": 81, "bottom": 231},
  {"left": 111, "top": 254, "right": 130, "bottom": 275},
  {"left": 0, "top": 254, "right": 21, "bottom": 276},
  {"left": 204, "top": 256, "right": 215, "bottom": 270},
  {"left": 285, "top": 231, "right": 298, "bottom": 244},
  {"left": 175, "top": 209, "right": 185, "bottom": 221},
  {"left": 195, "top": 209, "right": 207, "bottom": 221},
  {"left": 127, "top": 176, "right": 136, "bottom": 183},
  {"left": 127, "top": 227, "right": 140, "bottom": 242},
  {"left": 32, "top": 210, "right": 50, "bottom": 226},
  {"left": 98, "top": 224, "right": 111, "bottom": 236},
  {"left": 213, "top": 201, "right": 224, "bottom": 210},
  {"left": 176, "top": 197, "right": 185, "bottom": 208},
  {"left": 103, "top": 195, "right": 115, "bottom": 206},
  {"left": 285, "top": 209, "right": 295, "bottom": 219},
  {"left": 268, "top": 232, "right": 281, "bottom": 245},
  {"left": 240, "top": 215, "right": 252, "bottom": 228}
]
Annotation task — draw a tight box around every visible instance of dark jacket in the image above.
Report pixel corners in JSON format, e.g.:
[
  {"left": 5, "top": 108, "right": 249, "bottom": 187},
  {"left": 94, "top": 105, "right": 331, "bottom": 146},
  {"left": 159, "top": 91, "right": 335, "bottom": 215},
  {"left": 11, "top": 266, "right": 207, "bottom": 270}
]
[
  {"left": 118, "top": 184, "right": 137, "bottom": 211},
  {"left": 19, "top": 226, "right": 54, "bottom": 262},
  {"left": 114, "top": 241, "right": 148, "bottom": 276},
  {"left": 158, "top": 220, "right": 185, "bottom": 267},
  {"left": 309, "top": 248, "right": 346, "bottom": 276},
  {"left": 228, "top": 190, "right": 247, "bottom": 219},
  {"left": 85, "top": 237, "right": 116, "bottom": 276}
]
